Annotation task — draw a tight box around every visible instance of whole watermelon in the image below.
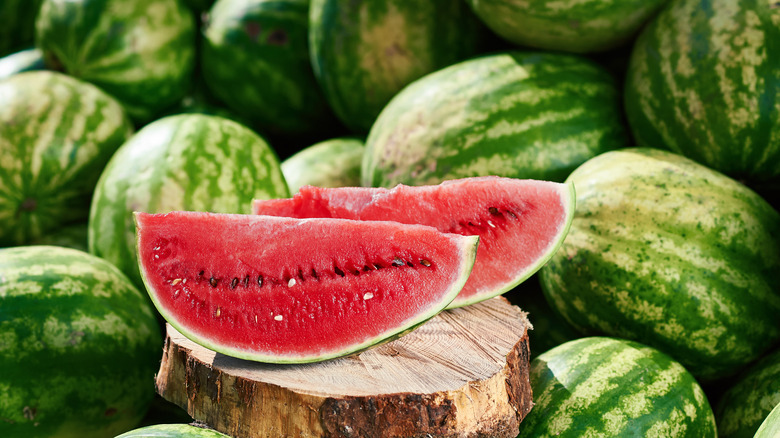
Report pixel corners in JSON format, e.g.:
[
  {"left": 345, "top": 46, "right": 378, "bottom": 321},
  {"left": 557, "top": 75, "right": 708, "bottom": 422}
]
[
  {"left": 35, "top": 0, "right": 196, "bottom": 123},
  {"left": 539, "top": 147, "right": 780, "bottom": 382},
  {"left": 201, "top": 0, "right": 338, "bottom": 140},
  {"left": 715, "top": 347, "right": 780, "bottom": 438},
  {"left": 281, "top": 137, "right": 364, "bottom": 193},
  {"left": 362, "top": 51, "right": 628, "bottom": 187},
  {"left": 88, "top": 114, "right": 289, "bottom": 290},
  {"left": 0, "top": 71, "right": 133, "bottom": 247},
  {"left": 465, "top": 0, "right": 669, "bottom": 53},
  {"left": 518, "top": 336, "right": 716, "bottom": 437},
  {"left": 0, "top": 246, "right": 161, "bottom": 437},
  {"left": 0, "top": 0, "right": 43, "bottom": 57},
  {"left": 309, "top": 0, "right": 488, "bottom": 134},
  {"left": 625, "top": 0, "right": 780, "bottom": 188}
]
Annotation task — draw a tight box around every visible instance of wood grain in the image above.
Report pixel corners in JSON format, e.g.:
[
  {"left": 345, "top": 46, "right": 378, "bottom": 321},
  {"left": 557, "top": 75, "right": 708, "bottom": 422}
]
[{"left": 155, "top": 296, "right": 532, "bottom": 437}]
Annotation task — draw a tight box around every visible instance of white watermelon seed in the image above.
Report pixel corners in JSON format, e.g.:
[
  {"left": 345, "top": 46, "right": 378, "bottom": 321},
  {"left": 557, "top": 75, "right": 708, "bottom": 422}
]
[{"left": 363, "top": 292, "right": 374, "bottom": 300}]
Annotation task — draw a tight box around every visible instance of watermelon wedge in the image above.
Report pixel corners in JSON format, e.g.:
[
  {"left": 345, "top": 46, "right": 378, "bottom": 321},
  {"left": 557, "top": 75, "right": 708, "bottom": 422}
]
[
  {"left": 135, "top": 211, "right": 478, "bottom": 363},
  {"left": 252, "top": 176, "right": 575, "bottom": 308}
]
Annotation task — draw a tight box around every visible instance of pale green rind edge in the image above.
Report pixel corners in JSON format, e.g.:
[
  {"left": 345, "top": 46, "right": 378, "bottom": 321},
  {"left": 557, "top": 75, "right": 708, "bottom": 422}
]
[
  {"left": 446, "top": 181, "right": 577, "bottom": 309},
  {"left": 135, "top": 212, "right": 479, "bottom": 364},
  {"left": 755, "top": 402, "right": 780, "bottom": 438},
  {"left": 114, "top": 423, "right": 230, "bottom": 437}
]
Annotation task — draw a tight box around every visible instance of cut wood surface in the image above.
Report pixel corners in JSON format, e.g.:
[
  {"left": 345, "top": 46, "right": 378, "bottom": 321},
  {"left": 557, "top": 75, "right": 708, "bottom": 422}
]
[{"left": 155, "top": 296, "right": 533, "bottom": 438}]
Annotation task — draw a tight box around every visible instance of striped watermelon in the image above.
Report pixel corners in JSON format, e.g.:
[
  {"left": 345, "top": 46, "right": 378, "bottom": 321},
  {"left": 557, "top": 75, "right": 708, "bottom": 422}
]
[
  {"left": 0, "top": 71, "right": 133, "bottom": 247},
  {"left": 35, "top": 0, "right": 196, "bottom": 123},
  {"left": 539, "top": 148, "right": 780, "bottom": 382},
  {"left": 0, "top": 48, "right": 45, "bottom": 80},
  {"left": 519, "top": 337, "right": 716, "bottom": 437},
  {"left": 309, "top": 0, "right": 488, "bottom": 134},
  {"left": 715, "top": 347, "right": 780, "bottom": 438},
  {"left": 755, "top": 402, "right": 780, "bottom": 438},
  {"left": 116, "top": 424, "right": 230, "bottom": 437},
  {"left": 0, "top": 246, "right": 161, "bottom": 437},
  {"left": 201, "top": 0, "right": 338, "bottom": 140},
  {"left": 465, "top": 0, "right": 669, "bottom": 53},
  {"left": 0, "top": 0, "right": 43, "bottom": 57},
  {"left": 624, "top": 0, "right": 780, "bottom": 187},
  {"left": 281, "top": 137, "right": 364, "bottom": 193},
  {"left": 88, "top": 114, "right": 289, "bottom": 290},
  {"left": 362, "top": 51, "right": 628, "bottom": 188}
]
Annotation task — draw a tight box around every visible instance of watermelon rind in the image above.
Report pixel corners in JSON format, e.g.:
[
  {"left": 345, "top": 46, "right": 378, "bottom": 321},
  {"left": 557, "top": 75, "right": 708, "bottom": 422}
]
[
  {"left": 309, "top": 0, "right": 489, "bottom": 133},
  {"left": 35, "top": 0, "right": 196, "bottom": 123},
  {"left": 361, "top": 51, "right": 629, "bottom": 188},
  {"left": 0, "top": 245, "right": 161, "bottom": 438},
  {"left": 464, "top": 0, "right": 669, "bottom": 53},
  {"left": 715, "top": 347, "right": 780, "bottom": 438},
  {"left": 115, "top": 423, "right": 230, "bottom": 438},
  {"left": 88, "top": 113, "right": 289, "bottom": 290},
  {"left": 754, "top": 402, "right": 780, "bottom": 438},
  {"left": 280, "top": 137, "right": 365, "bottom": 193},
  {"left": 518, "top": 336, "right": 717, "bottom": 437},
  {"left": 0, "top": 47, "right": 45, "bottom": 81},
  {"left": 0, "top": 70, "right": 133, "bottom": 247},
  {"left": 539, "top": 147, "right": 780, "bottom": 382},
  {"left": 624, "top": 0, "right": 780, "bottom": 186},
  {"left": 135, "top": 212, "right": 479, "bottom": 364}
]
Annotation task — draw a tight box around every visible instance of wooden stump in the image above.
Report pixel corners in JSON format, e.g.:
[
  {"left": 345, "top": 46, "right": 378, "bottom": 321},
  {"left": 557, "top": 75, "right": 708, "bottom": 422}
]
[{"left": 155, "top": 297, "right": 533, "bottom": 438}]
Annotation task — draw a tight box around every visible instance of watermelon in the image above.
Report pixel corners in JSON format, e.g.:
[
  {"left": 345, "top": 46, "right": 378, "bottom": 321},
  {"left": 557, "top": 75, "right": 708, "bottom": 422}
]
[
  {"left": 755, "top": 402, "right": 780, "bottom": 438},
  {"left": 464, "top": 0, "right": 669, "bottom": 53},
  {"left": 715, "top": 347, "right": 780, "bottom": 438},
  {"left": 281, "top": 137, "right": 364, "bottom": 193},
  {"left": 117, "top": 424, "right": 228, "bottom": 438},
  {"left": 624, "top": 0, "right": 780, "bottom": 187},
  {"left": 136, "top": 211, "right": 478, "bottom": 363},
  {"left": 309, "top": 0, "right": 489, "bottom": 133},
  {"left": 0, "top": 0, "right": 43, "bottom": 57},
  {"left": 0, "top": 48, "right": 45, "bottom": 81},
  {"left": 361, "top": 51, "right": 629, "bottom": 188},
  {"left": 201, "top": 0, "right": 339, "bottom": 140},
  {"left": 35, "top": 0, "right": 196, "bottom": 123},
  {"left": 88, "top": 114, "right": 289, "bottom": 290},
  {"left": 0, "top": 71, "right": 133, "bottom": 247},
  {"left": 518, "top": 337, "right": 717, "bottom": 437},
  {"left": 0, "top": 246, "right": 161, "bottom": 437},
  {"left": 252, "top": 176, "right": 575, "bottom": 308},
  {"left": 539, "top": 147, "right": 780, "bottom": 382}
]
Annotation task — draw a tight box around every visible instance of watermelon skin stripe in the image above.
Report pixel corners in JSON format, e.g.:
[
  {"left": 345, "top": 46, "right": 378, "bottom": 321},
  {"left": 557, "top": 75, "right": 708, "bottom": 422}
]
[
  {"left": 518, "top": 337, "right": 716, "bottom": 437},
  {"left": 715, "top": 347, "right": 780, "bottom": 438},
  {"left": 88, "top": 114, "right": 289, "bottom": 290},
  {"left": 35, "top": 0, "right": 196, "bottom": 123},
  {"left": 362, "top": 51, "right": 629, "bottom": 188},
  {"left": 464, "top": 0, "right": 669, "bottom": 53},
  {"left": 539, "top": 148, "right": 780, "bottom": 382},
  {"left": 0, "top": 71, "right": 132, "bottom": 247},
  {"left": 0, "top": 246, "right": 161, "bottom": 437},
  {"left": 624, "top": 0, "right": 780, "bottom": 184},
  {"left": 309, "top": 0, "right": 488, "bottom": 133}
]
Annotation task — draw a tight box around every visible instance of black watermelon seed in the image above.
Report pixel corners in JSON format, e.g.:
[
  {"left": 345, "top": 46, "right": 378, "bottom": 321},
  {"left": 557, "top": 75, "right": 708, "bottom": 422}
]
[{"left": 209, "top": 277, "right": 218, "bottom": 288}]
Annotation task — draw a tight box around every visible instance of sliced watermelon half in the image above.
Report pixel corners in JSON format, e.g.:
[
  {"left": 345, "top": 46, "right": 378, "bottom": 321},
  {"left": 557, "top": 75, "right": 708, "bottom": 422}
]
[
  {"left": 252, "top": 176, "right": 575, "bottom": 308},
  {"left": 135, "top": 211, "right": 478, "bottom": 363}
]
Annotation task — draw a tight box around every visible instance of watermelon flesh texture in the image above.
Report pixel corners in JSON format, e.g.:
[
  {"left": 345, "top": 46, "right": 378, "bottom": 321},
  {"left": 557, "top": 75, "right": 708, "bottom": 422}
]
[
  {"left": 252, "top": 176, "right": 575, "bottom": 308},
  {"left": 136, "top": 211, "right": 478, "bottom": 363}
]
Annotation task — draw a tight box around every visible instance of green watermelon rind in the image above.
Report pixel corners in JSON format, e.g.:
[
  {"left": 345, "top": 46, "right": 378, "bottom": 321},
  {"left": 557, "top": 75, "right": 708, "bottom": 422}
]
[
  {"left": 449, "top": 181, "right": 576, "bottom": 309},
  {"left": 755, "top": 402, "right": 780, "bottom": 438},
  {"left": 135, "top": 213, "right": 479, "bottom": 364},
  {"left": 115, "top": 423, "right": 231, "bottom": 437}
]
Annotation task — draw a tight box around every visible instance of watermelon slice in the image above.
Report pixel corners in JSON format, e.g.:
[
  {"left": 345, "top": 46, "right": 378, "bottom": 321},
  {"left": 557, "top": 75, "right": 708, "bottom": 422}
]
[
  {"left": 252, "top": 176, "right": 575, "bottom": 308},
  {"left": 135, "top": 211, "right": 478, "bottom": 363}
]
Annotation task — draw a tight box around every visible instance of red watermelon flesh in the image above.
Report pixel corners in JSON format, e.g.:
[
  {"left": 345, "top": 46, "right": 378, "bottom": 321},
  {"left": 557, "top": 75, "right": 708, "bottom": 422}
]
[
  {"left": 252, "top": 176, "right": 575, "bottom": 308},
  {"left": 135, "top": 211, "right": 478, "bottom": 363}
]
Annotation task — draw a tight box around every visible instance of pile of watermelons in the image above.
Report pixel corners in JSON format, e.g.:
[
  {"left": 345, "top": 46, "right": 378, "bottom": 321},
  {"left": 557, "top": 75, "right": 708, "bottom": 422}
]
[{"left": 1, "top": 0, "right": 779, "bottom": 437}]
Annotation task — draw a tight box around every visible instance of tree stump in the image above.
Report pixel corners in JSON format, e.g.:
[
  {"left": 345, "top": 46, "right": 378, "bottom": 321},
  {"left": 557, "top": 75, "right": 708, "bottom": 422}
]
[{"left": 155, "top": 296, "right": 533, "bottom": 437}]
